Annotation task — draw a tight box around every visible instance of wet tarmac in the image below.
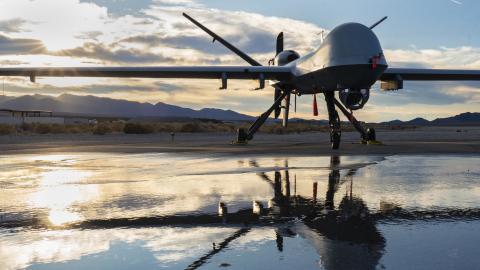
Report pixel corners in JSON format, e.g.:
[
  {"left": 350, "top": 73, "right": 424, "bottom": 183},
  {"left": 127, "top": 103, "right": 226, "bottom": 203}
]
[{"left": 0, "top": 153, "right": 479, "bottom": 269}]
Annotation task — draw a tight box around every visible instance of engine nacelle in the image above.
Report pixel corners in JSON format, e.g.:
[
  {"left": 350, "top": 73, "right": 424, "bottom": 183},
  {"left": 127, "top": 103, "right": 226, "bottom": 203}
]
[
  {"left": 339, "top": 88, "right": 370, "bottom": 110},
  {"left": 275, "top": 50, "right": 300, "bottom": 66}
]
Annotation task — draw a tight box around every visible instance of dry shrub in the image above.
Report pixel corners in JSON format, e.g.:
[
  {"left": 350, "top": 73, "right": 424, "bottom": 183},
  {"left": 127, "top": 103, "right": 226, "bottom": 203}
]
[
  {"left": 65, "top": 124, "right": 92, "bottom": 134},
  {"left": 124, "top": 123, "right": 155, "bottom": 134},
  {"left": 175, "top": 121, "right": 236, "bottom": 133},
  {"left": 155, "top": 123, "right": 175, "bottom": 132},
  {"left": 14, "top": 123, "right": 93, "bottom": 134},
  {"left": 1, "top": 119, "right": 344, "bottom": 136},
  {"left": 0, "top": 124, "right": 15, "bottom": 135},
  {"left": 179, "top": 122, "right": 202, "bottom": 132},
  {"left": 34, "top": 123, "right": 52, "bottom": 134},
  {"left": 20, "top": 123, "right": 35, "bottom": 133},
  {"left": 49, "top": 124, "right": 67, "bottom": 134},
  {"left": 93, "top": 123, "right": 112, "bottom": 135},
  {"left": 109, "top": 121, "right": 126, "bottom": 133}
]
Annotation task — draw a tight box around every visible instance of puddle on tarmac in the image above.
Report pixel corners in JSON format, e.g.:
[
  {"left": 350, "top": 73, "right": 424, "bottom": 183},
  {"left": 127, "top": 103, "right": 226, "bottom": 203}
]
[{"left": 1, "top": 153, "right": 479, "bottom": 269}]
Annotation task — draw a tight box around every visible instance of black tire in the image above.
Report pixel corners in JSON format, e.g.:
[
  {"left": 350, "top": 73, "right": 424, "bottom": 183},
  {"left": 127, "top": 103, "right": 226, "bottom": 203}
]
[
  {"left": 366, "top": 128, "right": 376, "bottom": 141},
  {"left": 331, "top": 131, "right": 341, "bottom": 150},
  {"left": 237, "top": 128, "right": 248, "bottom": 142}
]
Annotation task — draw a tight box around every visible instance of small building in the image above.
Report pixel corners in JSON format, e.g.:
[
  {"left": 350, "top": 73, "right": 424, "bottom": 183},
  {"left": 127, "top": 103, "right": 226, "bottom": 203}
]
[{"left": 0, "top": 109, "right": 65, "bottom": 125}]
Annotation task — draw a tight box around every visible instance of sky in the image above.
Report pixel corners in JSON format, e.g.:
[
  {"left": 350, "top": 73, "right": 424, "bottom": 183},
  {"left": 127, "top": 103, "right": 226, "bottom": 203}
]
[{"left": 0, "top": 0, "right": 479, "bottom": 121}]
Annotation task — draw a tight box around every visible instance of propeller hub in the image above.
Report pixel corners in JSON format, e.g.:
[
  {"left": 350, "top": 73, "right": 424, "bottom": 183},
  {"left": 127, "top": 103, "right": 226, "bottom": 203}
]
[{"left": 275, "top": 50, "right": 300, "bottom": 66}]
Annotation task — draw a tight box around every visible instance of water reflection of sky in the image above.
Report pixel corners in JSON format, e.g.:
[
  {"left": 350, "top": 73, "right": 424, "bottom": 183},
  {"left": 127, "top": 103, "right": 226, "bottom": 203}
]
[{"left": 0, "top": 153, "right": 479, "bottom": 269}]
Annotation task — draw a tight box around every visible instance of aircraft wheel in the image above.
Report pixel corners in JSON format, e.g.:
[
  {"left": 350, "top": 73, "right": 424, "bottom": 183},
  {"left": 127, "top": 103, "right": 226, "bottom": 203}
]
[
  {"left": 237, "top": 128, "right": 248, "bottom": 143},
  {"left": 366, "top": 128, "right": 376, "bottom": 141},
  {"left": 331, "top": 131, "right": 341, "bottom": 150}
]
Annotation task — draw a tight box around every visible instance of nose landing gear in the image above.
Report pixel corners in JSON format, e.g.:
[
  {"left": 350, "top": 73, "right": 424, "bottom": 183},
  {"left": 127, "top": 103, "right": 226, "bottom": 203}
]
[
  {"left": 331, "top": 95, "right": 380, "bottom": 148},
  {"left": 323, "top": 92, "right": 342, "bottom": 150}
]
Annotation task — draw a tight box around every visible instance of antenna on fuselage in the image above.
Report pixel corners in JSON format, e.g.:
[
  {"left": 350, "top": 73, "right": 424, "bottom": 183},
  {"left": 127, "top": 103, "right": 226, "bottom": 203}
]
[{"left": 369, "top": 16, "right": 388, "bottom": 30}]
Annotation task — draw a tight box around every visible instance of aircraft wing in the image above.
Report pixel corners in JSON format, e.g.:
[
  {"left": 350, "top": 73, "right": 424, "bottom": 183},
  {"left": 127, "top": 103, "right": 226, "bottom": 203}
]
[
  {"left": 381, "top": 68, "right": 480, "bottom": 81},
  {"left": 0, "top": 66, "right": 293, "bottom": 81}
]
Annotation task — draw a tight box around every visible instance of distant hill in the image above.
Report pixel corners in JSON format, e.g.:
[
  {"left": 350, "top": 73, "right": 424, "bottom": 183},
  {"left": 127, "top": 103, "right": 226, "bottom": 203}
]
[
  {"left": 383, "top": 119, "right": 404, "bottom": 125},
  {"left": 0, "top": 94, "right": 255, "bottom": 121},
  {"left": 431, "top": 112, "right": 480, "bottom": 126},
  {"left": 1, "top": 94, "right": 479, "bottom": 125},
  {"left": 407, "top": 117, "right": 430, "bottom": 125},
  {"left": 382, "top": 113, "right": 480, "bottom": 126}
]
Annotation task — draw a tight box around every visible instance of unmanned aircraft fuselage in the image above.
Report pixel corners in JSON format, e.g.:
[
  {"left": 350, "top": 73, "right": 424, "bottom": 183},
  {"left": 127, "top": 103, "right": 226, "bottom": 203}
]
[{"left": 288, "top": 22, "right": 388, "bottom": 94}]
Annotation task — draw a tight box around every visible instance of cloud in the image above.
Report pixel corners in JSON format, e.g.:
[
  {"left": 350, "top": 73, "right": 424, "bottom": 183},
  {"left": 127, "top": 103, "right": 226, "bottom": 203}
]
[
  {"left": 144, "top": 5, "right": 324, "bottom": 55},
  {"left": 0, "top": 0, "right": 109, "bottom": 50},
  {"left": 74, "top": 31, "right": 103, "bottom": 42},
  {"left": 53, "top": 42, "right": 175, "bottom": 63},
  {"left": 0, "top": 59, "right": 28, "bottom": 65},
  {"left": 0, "top": 0, "right": 324, "bottom": 64},
  {"left": 1, "top": 77, "right": 187, "bottom": 101},
  {"left": 449, "top": 0, "right": 463, "bottom": 5},
  {"left": 385, "top": 46, "right": 480, "bottom": 70},
  {"left": 382, "top": 46, "right": 480, "bottom": 109},
  {"left": 121, "top": 34, "right": 237, "bottom": 55},
  {"left": 0, "top": 18, "right": 29, "bottom": 33},
  {"left": 153, "top": 0, "right": 199, "bottom": 7},
  {"left": 371, "top": 82, "right": 472, "bottom": 106},
  {"left": 0, "top": 34, "right": 46, "bottom": 55}
]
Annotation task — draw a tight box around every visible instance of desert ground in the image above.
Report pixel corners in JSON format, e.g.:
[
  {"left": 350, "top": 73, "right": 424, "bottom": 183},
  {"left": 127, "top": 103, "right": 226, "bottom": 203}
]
[{"left": 1, "top": 126, "right": 479, "bottom": 156}]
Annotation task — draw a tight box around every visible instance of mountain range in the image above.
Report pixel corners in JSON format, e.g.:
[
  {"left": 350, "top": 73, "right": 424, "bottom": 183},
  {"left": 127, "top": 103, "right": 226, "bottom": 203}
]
[
  {"left": 0, "top": 94, "right": 255, "bottom": 121},
  {"left": 383, "top": 113, "right": 480, "bottom": 126},
  {"left": 0, "top": 94, "right": 479, "bottom": 125}
]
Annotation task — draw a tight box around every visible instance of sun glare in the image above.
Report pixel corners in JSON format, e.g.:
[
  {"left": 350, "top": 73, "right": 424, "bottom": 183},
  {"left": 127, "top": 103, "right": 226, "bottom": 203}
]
[
  {"left": 24, "top": 155, "right": 100, "bottom": 226},
  {"left": 48, "top": 209, "right": 82, "bottom": 226}
]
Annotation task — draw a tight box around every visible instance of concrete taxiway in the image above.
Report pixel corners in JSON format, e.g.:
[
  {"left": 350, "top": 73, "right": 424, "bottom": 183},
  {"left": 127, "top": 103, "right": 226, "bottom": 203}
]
[{"left": 0, "top": 126, "right": 479, "bottom": 156}]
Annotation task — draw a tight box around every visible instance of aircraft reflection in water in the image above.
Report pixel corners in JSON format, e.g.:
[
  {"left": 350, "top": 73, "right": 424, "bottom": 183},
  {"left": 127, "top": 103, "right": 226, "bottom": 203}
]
[
  {"left": 177, "top": 156, "right": 384, "bottom": 270},
  {"left": 182, "top": 156, "right": 381, "bottom": 270},
  {"left": 243, "top": 156, "right": 385, "bottom": 270}
]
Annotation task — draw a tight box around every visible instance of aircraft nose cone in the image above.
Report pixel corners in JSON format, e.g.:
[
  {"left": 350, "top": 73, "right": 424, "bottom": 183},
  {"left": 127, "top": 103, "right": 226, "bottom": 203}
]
[{"left": 322, "top": 22, "right": 387, "bottom": 68}]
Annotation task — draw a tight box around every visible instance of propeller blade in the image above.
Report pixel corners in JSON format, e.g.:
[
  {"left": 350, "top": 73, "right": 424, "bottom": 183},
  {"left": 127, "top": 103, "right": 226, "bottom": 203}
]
[
  {"left": 276, "top": 32, "right": 284, "bottom": 55},
  {"left": 282, "top": 93, "right": 290, "bottom": 128},
  {"left": 313, "top": 94, "right": 319, "bottom": 116},
  {"left": 274, "top": 87, "right": 282, "bottom": 119}
]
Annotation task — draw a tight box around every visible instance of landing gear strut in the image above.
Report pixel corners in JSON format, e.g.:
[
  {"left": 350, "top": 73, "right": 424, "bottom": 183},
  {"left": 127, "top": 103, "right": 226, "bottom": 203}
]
[
  {"left": 236, "top": 90, "right": 289, "bottom": 144},
  {"left": 324, "top": 92, "right": 341, "bottom": 150},
  {"left": 324, "top": 91, "right": 378, "bottom": 149},
  {"left": 333, "top": 97, "right": 377, "bottom": 143}
]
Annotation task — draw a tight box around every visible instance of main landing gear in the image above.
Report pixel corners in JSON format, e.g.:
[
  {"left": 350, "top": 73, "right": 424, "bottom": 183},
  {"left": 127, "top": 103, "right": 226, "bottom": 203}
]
[{"left": 235, "top": 90, "right": 377, "bottom": 150}]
